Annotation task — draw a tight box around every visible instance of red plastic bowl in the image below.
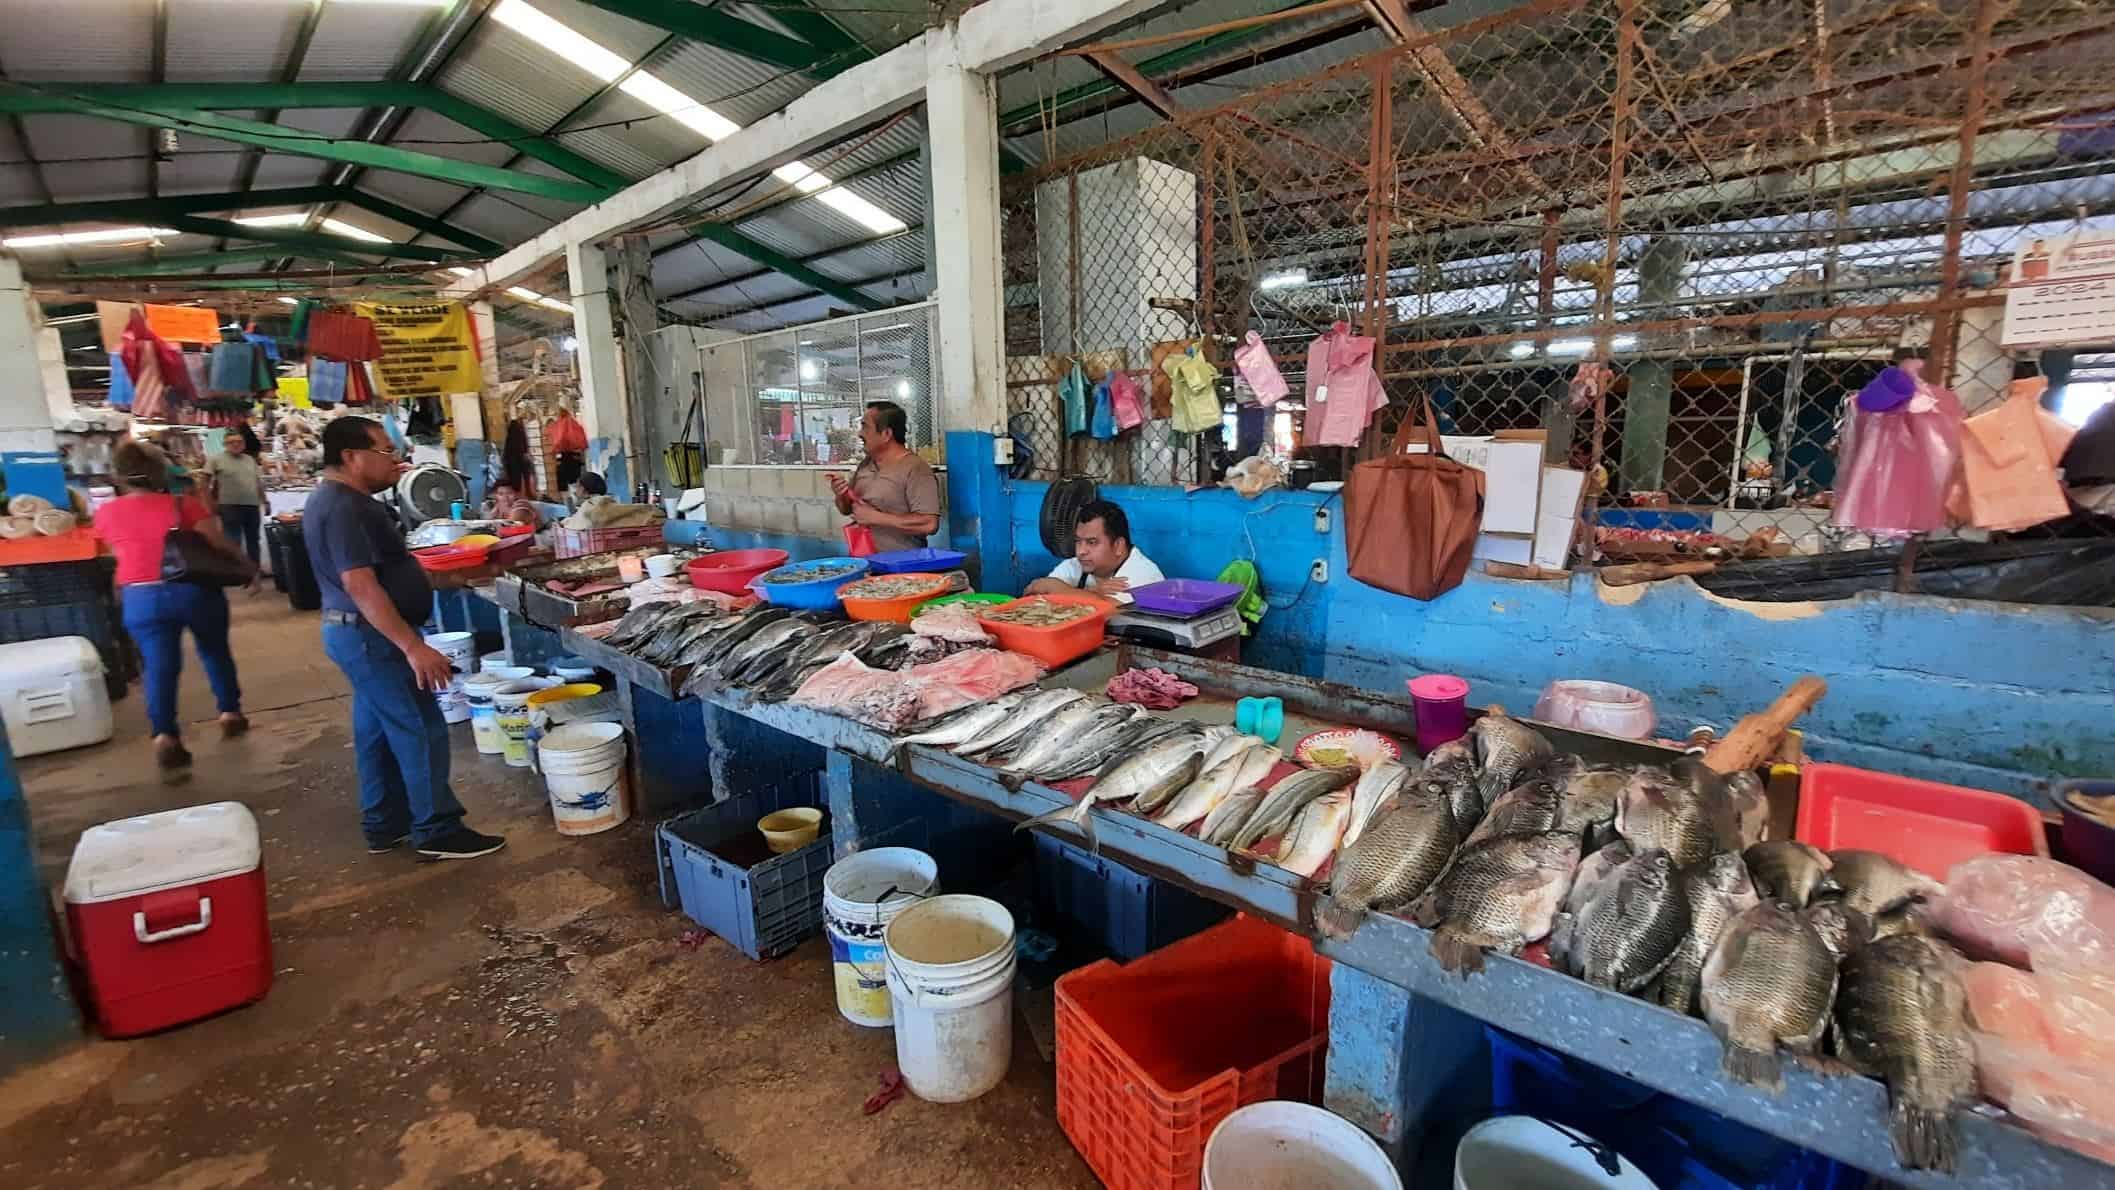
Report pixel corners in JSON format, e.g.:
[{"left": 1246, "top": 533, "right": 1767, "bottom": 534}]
[
  {"left": 686, "top": 549, "right": 790, "bottom": 594},
  {"left": 1794, "top": 762, "right": 2048, "bottom": 879}
]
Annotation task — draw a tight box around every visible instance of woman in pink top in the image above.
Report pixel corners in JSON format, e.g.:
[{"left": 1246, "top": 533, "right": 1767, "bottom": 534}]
[{"left": 93, "top": 440, "right": 253, "bottom": 771}]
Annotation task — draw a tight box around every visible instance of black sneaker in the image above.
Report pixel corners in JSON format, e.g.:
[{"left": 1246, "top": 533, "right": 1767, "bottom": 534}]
[
  {"left": 416, "top": 828, "right": 507, "bottom": 860},
  {"left": 365, "top": 833, "right": 410, "bottom": 854}
]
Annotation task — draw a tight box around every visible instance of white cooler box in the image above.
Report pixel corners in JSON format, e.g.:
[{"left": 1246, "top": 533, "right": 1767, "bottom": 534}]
[{"left": 0, "top": 636, "right": 113, "bottom": 756}]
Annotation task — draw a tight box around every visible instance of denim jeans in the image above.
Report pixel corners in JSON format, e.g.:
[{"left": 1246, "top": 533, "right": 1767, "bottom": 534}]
[
  {"left": 322, "top": 620, "right": 465, "bottom": 845},
  {"left": 121, "top": 582, "right": 241, "bottom": 738},
  {"left": 219, "top": 503, "right": 262, "bottom": 567}
]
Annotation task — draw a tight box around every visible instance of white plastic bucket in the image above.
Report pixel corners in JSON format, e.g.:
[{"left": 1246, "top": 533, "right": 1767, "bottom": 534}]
[
  {"left": 536, "top": 722, "right": 630, "bottom": 835},
  {"left": 1454, "top": 1117, "right": 1658, "bottom": 1190},
  {"left": 461, "top": 672, "right": 516, "bottom": 755},
  {"left": 823, "top": 847, "right": 939, "bottom": 1027},
  {"left": 491, "top": 681, "right": 542, "bottom": 768},
  {"left": 425, "top": 631, "right": 477, "bottom": 723},
  {"left": 480, "top": 650, "right": 510, "bottom": 671},
  {"left": 884, "top": 894, "right": 1016, "bottom": 1103},
  {"left": 1204, "top": 1102, "right": 1403, "bottom": 1190}
]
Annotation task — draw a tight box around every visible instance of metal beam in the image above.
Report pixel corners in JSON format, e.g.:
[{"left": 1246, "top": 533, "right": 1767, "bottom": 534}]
[
  {"left": 0, "top": 187, "right": 502, "bottom": 254},
  {"left": 159, "top": 215, "right": 476, "bottom": 263},
  {"left": 649, "top": 146, "right": 920, "bottom": 259},
  {"left": 662, "top": 224, "right": 921, "bottom": 300},
  {"left": 686, "top": 223, "right": 881, "bottom": 310},
  {"left": 149, "top": 0, "right": 168, "bottom": 200},
  {"left": 689, "top": 265, "right": 922, "bottom": 321},
  {"left": 341, "top": 189, "right": 503, "bottom": 254},
  {"left": 44, "top": 246, "right": 377, "bottom": 277},
  {"left": 758, "top": 0, "right": 870, "bottom": 63},
  {"left": 570, "top": 0, "right": 852, "bottom": 76}
]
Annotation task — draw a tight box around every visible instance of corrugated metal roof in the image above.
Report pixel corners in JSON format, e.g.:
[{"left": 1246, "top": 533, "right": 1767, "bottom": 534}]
[
  {"left": 163, "top": 0, "right": 304, "bottom": 83},
  {"left": 437, "top": 30, "right": 605, "bottom": 138},
  {"left": 19, "top": 114, "right": 138, "bottom": 162},
  {"left": 155, "top": 151, "right": 245, "bottom": 197},
  {"left": 247, "top": 155, "right": 331, "bottom": 191},
  {"left": 297, "top": 4, "right": 431, "bottom": 83},
  {"left": 390, "top": 107, "right": 517, "bottom": 170},
  {"left": 274, "top": 107, "right": 369, "bottom": 140},
  {"left": 0, "top": 0, "right": 154, "bottom": 82},
  {"left": 452, "top": 191, "right": 559, "bottom": 244},
  {"left": 557, "top": 90, "right": 699, "bottom": 179},
  {"left": 647, "top": 41, "right": 813, "bottom": 129},
  {"left": 353, "top": 173, "right": 474, "bottom": 221}
]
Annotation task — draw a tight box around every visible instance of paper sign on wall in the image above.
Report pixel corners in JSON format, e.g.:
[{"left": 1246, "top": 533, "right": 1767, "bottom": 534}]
[
  {"left": 2000, "top": 231, "right": 2115, "bottom": 347},
  {"left": 142, "top": 303, "right": 222, "bottom": 344},
  {"left": 352, "top": 301, "right": 482, "bottom": 400}
]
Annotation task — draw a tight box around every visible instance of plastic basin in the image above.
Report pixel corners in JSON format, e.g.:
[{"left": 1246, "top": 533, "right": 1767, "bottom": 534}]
[
  {"left": 912, "top": 592, "right": 1010, "bottom": 617},
  {"left": 866, "top": 547, "right": 968, "bottom": 574},
  {"left": 2056, "top": 779, "right": 2115, "bottom": 886},
  {"left": 759, "top": 807, "right": 824, "bottom": 854},
  {"left": 840, "top": 573, "right": 953, "bottom": 623},
  {"left": 753, "top": 557, "right": 870, "bottom": 610},
  {"left": 1129, "top": 578, "right": 1244, "bottom": 618},
  {"left": 687, "top": 549, "right": 789, "bottom": 594},
  {"left": 975, "top": 593, "right": 1114, "bottom": 669},
  {"left": 1794, "top": 762, "right": 2048, "bottom": 878}
]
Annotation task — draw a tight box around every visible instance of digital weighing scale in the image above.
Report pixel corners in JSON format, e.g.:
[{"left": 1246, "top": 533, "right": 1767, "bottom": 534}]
[{"left": 1106, "top": 604, "right": 1244, "bottom": 650}]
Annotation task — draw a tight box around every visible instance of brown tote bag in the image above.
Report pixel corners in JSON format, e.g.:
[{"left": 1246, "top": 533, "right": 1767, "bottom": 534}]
[{"left": 1343, "top": 396, "right": 1485, "bottom": 600}]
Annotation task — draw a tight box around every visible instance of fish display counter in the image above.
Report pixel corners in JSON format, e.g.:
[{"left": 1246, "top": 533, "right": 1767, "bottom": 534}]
[{"left": 532, "top": 598, "right": 2105, "bottom": 1190}]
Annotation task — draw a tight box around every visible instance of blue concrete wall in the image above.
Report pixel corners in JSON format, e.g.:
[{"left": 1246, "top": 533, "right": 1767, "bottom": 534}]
[{"left": 0, "top": 723, "right": 80, "bottom": 1068}]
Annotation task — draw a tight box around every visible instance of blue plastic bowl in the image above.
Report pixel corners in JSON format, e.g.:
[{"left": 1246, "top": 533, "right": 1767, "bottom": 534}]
[
  {"left": 866, "top": 547, "right": 969, "bottom": 575},
  {"left": 754, "top": 556, "right": 870, "bottom": 610}
]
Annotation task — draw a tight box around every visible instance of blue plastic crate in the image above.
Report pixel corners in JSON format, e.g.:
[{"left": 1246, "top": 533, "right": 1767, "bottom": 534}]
[
  {"left": 655, "top": 778, "right": 833, "bottom": 961},
  {"left": 1486, "top": 1028, "right": 1862, "bottom": 1190},
  {"left": 1031, "top": 832, "right": 1230, "bottom": 961}
]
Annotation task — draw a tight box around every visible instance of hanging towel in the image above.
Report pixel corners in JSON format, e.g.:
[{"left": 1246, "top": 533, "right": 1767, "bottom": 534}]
[
  {"left": 106, "top": 352, "right": 135, "bottom": 410},
  {"left": 121, "top": 312, "right": 171, "bottom": 421},
  {"left": 1304, "top": 321, "right": 1389, "bottom": 447},
  {"left": 1162, "top": 343, "right": 1221, "bottom": 434},
  {"left": 1090, "top": 376, "right": 1118, "bottom": 440},
  {"left": 309, "top": 358, "right": 348, "bottom": 406},
  {"left": 290, "top": 298, "right": 317, "bottom": 345},
  {"left": 1059, "top": 360, "right": 1089, "bottom": 436},
  {"left": 1234, "top": 331, "right": 1289, "bottom": 405}
]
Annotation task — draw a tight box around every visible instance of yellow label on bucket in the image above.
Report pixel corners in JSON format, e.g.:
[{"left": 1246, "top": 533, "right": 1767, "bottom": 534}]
[{"left": 835, "top": 962, "right": 892, "bottom": 1023}]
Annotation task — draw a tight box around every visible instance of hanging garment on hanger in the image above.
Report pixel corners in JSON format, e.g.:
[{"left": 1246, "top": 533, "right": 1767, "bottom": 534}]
[
  {"left": 1059, "top": 360, "right": 1089, "bottom": 436},
  {"left": 1832, "top": 381, "right": 1963, "bottom": 537},
  {"left": 1234, "top": 331, "right": 1289, "bottom": 405},
  {"left": 1304, "top": 322, "right": 1389, "bottom": 447},
  {"left": 1163, "top": 344, "right": 1221, "bottom": 434},
  {"left": 208, "top": 342, "right": 258, "bottom": 393}
]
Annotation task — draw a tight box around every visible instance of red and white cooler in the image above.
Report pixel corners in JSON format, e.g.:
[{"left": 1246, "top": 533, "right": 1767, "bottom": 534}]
[{"left": 63, "top": 802, "right": 272, "bottom": 1037}]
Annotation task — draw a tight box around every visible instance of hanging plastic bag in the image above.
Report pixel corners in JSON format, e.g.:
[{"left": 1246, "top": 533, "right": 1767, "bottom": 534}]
[
  {"left": 1162, "top": 344, "right": 1221, "bottom": 434},
  {"left": 106, "top": 352, "right": 134, "bottom": 411},
  {"left": 1304, "top": 322, "right": 1389, "bottom": 447},
  {"left": 1832, "top": 368, "right": 1963, "bottom": 536},
  {"left": 1949, "top": 377, "right": 2074, "bottom": 531},
  {"left": 1089, "top": 376, "right": 1118, "bottom": 440},
  {"left": 842, "top": 522, "right": 877, "bottom": 556},
  {"left": 1234, "top": 331, "right": 1289, "bottom": 405},
  {"left": 1108, "top": 367, "right": 1146, "bottom": 431},
  {"left": 1059, "top": 360, "right": 1089, "bottom": 436}
]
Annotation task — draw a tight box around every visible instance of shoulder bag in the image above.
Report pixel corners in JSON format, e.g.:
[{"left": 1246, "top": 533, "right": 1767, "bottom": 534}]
[
  {"left": 1343, "top": 394, "right": 1485, "bottom": 600},
  {"left": 160, "top": 495, "right": 252, "bottom": 588}
]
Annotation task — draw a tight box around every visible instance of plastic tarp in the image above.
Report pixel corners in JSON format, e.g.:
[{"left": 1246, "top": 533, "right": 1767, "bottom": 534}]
[{"left": 1694, "top": 538, "right": 2115, "bottom": 607}]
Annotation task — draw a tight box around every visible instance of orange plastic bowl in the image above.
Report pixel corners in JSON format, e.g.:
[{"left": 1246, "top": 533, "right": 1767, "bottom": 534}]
[
  {"left": 974, "top": 593, "right": 1115, "bottom": 668},
  {"left": 840, "top": 573, "right": 952, "bottom": 623}
]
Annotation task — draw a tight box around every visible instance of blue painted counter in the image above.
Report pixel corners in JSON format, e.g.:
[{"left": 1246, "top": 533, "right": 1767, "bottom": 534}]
[{"left": 0, "top": 724, "right": 79, "bottom": 1069}]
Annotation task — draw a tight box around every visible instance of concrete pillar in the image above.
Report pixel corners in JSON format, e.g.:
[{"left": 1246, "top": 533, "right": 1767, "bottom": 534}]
[
  {"left": 615, "top": 236, "right": 659, "bottom": 488},
  {"left": 566, "top": 239, "right": 630, "bottom": 493},
  {"left": 924, "top": 29, "right": 1007, "bottom": 437},
  {"left": 469, "top": 301, "right": 502, "bottom": 389},
  {"left": 1322, "top": 964, "right": 1486, "bottom": 1175},
  {"left": 0, "top": 256, "right": 58, "bottom": 453},
  {"left": 1617, "top": 236, "right": 1689, "bottom": 494}
]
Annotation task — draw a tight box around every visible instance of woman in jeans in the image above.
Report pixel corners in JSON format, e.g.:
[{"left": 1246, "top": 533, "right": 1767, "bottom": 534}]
[
  {"left": 93, "top": 440, "right": 255, "bottom": 770},
  {"left": 207, "top": 423, "right": 266, "bottom": 568}
]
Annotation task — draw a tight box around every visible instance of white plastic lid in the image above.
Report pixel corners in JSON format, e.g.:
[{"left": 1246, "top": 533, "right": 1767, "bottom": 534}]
[
  {"left": 0, "top": 635, "right": 106, "bottom": 679},
  {"left": 63, "top": 801, "right": 261, "bottom": 904}
]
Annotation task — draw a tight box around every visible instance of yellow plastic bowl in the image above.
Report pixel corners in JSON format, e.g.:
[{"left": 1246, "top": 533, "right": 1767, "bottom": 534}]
[
  {"left": 524, "top": 682, "right": 602, "bottom": 708},
  {"left": 758, "top": 807, "right": 823, "bottom": 854},
  {"left": 454, "top": 533, "right": 502, "bottom": 550}
]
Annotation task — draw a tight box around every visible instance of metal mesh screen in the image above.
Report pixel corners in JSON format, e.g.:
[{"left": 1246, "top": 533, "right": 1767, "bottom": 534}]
[{"left": 706, "top": 302, "right": 940, "bottom": 466}]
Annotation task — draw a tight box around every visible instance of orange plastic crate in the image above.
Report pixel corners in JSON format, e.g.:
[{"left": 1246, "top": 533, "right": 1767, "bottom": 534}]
[{"left": 1054, "top": 915, "right": 1330, "bottom": 1190}]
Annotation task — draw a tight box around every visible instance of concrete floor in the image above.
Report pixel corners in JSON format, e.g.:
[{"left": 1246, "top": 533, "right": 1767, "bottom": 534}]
[{"left": 1, "top": 593, "right": 1096, "bottom": 1189}]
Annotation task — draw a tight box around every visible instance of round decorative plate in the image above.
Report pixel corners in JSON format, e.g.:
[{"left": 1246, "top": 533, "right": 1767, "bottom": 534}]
[{"left": 1293, "top": 728, "right": 1402, "bottom": 772}]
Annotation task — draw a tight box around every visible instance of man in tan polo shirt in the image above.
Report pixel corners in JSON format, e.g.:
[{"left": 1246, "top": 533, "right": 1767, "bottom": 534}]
[{"left": 830, "top": 401, "right": 941, "bottom": 552}]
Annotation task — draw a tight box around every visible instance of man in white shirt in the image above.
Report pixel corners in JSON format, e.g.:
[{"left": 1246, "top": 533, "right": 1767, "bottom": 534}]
[{"left": 1026, "top": 499, "right": 1165, "bottom": 603}]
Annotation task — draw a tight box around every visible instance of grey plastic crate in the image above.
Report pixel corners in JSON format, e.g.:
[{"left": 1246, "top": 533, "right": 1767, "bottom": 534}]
[{"left": 655, "top": 778, "right": 831, "bottom": 961}]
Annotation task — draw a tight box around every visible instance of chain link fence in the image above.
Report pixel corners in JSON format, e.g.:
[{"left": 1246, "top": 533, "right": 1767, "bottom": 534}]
[{"left": 1003, "top": 0, "right": 2115, "bottom": 596}]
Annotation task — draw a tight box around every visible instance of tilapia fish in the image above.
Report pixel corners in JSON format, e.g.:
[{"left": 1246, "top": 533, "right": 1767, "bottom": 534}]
[
  {"left": 1834, "top": 935, "right": 1976, "bottom": 1172},
  {"left": 1548, "top": 840, "right": 1631, "bottom": 977},
  {"left": 1154, "top": 741, "right": 1278, "bottom": 832},
  {"left": 1344, "top": 759, "right": 1412, "bottom": 848},
  {"left": 1418, "top": 737, "right": 1483, "bottom": 836},
  {"left": 1615, "top": 774, "right": 1727, "bottom": 867},
  {"left": 1700, "top": 903, "right": 1838, "bottom": 1091},
  {"left": 890, "top": 695, "right": 1026, "bottom": 755},
  {"left": 1013, "top": 731, "right": 1205, "bottom": 850},
  {"left": 1722, "top": 769, "right": 1770, "bottom": 848},
  {"left": 1229, "top": 766, "right": 1357, "bottom": 853},
  {"left": 954, "top": 689, "right": 1089, "bottom": 756},
  {"left": 1409, "top": 830, "right": 1579, "bottom": 976},
  {"left": 1315, "top": 791, "right": 1459, "bottom": 940},
  {"left": 1828, "top": 850, "right": 1945, "bottom": 917},
  {"left": 1802, "top": 899, "right": 1874, "bottom": 962},
  {"left": 1200, "top": 787, "right": 1266, "bottom": 847},
  {"left": 1562, "top": 848, "right": 1690, "bottom": 993},
  {"left": 1274, "top": 792, "right": 1351, "bottom": 879},
  {"left": 1656, "top": 851, "right": 1759, "bottom": 1018},
  {"left": 1465, "top": 777, "right": 1578, "bottom": 846},
  {"left": 1549, "top": 759, "right": 1632, "bottom": 848},
  {"left": 1470, "top": 713, "right": 1555, "bottom": 809},
  {"left": 1743, "top": 841, "right": 1838, "bottom": 908}
]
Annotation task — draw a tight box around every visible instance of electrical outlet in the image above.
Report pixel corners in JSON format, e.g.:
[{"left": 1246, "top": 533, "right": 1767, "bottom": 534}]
[
  {"left": 1313, "top": 507, "right": 1331, "bottom": 534},
  {"left": 1310, "top": 559, "right": 1329, "bottom": 584}
]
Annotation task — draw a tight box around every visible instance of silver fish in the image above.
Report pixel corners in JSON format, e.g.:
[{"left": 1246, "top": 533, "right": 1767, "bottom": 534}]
[
  {"left": 998, "top": 701, "right": 1132, "bottom": 779},
  {"left": 1465, "top": 778, "right": 1564, "bottom": 846},
  {"left": 1828, "top": 850, "right": 1945, "bottom": 917},
  {"left": 1657, "top": 852, "right": 1759, "bottom": 1018},
  {"left": 1153, "top": 740, "right": 1277, "bottom": 832},
  {"left": 954, "top": 689, "right": 1090, "bottom": 756},
  {"left": 1120, "top": 731, "right": 1221, "bottom": 815},
  {"left": 1615, "top": 774, "right": 1727, "bottom": 867},
  {"left": 1418, "top": 737, "right": 1483, "bottom": 836},
  {"left": 1700, "top": 902, "right": 1838, "bottom": 1090},
  {"left": 1563, "top": 848, "right": 1690, "bottom": 992},
  {"left": 1200, "top": 786, "right": 1266, "bottom": 847},
  {"left": 1315, "top": 790, "right": 1459, "bottom": 940},
  {"left": 1230, "top": 766, "right": 1357, "bottom": 853},
  {"left": 1014, "top": 732, "right": 1206, "bottom": 850},
  {"left": 1409, "top": 830, "right": 1579, "bottom": 976},
  {"left": 1050, "top": 717, "right": 1191, "bottom": 787},
  {"left": 890, "top": 694, "right": 1026, "bottom": 754},
  {"left": 1470, "top": 712, "right": 1555, "bottom": 809},
  {"left": 1833, "top": 935, "right": 1976, "bottom": 1172},
  {"left": 1344, "top": 759, "right": 1413, "bottom": 848},
  {"left": 602, "top": 601, "right": 682, "bottom": 648},
  {"left": 1274, "top": 792, "right": 1352, "bottom": 878},
  {"left": 1743, "top": 841, "right": 1838, "bottom": 908},
  {"left": 1802, "top": 899, "right": 1874, "bottom": 962}
]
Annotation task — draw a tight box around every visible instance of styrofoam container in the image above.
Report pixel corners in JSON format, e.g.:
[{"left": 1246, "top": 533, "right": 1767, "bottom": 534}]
[
  {"left": 0, "top": 635, "right": 113, "bottom": 756},
  {"left": 63, "top": 802, "right": 272, "bottom": 1037}
]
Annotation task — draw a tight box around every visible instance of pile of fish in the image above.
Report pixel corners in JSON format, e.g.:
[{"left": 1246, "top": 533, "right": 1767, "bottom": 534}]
[{"left": 589, "top": 601, "right": 916, "bottom": 701}]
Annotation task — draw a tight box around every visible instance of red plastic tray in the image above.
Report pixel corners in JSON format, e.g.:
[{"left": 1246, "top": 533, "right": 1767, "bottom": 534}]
[
  {"left": 1794, "top": 762, "right": 2048, "bottom": 879},
  {"left": 1054, "top": 915, "right": 1329, "bottom": 1190}
]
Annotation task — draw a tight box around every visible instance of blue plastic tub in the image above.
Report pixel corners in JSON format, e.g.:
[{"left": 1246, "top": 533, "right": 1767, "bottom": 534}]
[
  {"left": 753, "top": 557, "right": 870, "bottom": 610},
  {"left": 866, "top": 547, "right": 968, "bottom": 575},
  {"left": 655, "top": 777, "right": 832, "bottom": 961},
  {"left": 1032, "top": 832, "right": 1230, "bottom": 961}
]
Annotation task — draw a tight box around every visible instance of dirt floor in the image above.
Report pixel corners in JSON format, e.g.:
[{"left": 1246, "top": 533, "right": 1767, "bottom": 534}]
[{"left": 1, "top": 593, "right": 1097, "bottom": 1189}]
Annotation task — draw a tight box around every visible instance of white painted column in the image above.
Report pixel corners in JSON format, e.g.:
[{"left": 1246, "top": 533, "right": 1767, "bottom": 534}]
[
  {"left": 469, "top": 300, "right": 502, "bottom": 388},
  {"left": 925, "top": 30, "right": 1009, "bottom": 437},
  {"left": 0, "top": 255, "right": 57, "bottom": 452},
  {"left": 566, "top": 240, "right": 628, "bottom": 454}
]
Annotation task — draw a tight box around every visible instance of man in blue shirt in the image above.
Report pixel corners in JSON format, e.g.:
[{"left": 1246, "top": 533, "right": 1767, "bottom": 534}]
[{"left": 306, "top": 416, "right": 504, "bottom": 860}]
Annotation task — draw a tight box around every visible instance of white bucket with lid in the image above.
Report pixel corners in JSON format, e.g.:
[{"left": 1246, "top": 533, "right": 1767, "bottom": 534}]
[
  {"left": 884, "top": 894, "right": 1016, "bottom": 1103},
  {"left": 491, "top": 681, "right": 542, "bottom": 767},
  {"left": 1204, "top": 1102, "right": 1403, "bottom": 1190},
  {"left": 424, "top": 631, "right": 477, "bottom": 723},
  {"left": 536, "top": 722, "right": 630, "bottom": 835},
  {"left": 822, "top": 847, "right": 938, "bottom": 1027},
  {"left": 1454, "top": 1117, "right": 1658, "bottom": 1190}
]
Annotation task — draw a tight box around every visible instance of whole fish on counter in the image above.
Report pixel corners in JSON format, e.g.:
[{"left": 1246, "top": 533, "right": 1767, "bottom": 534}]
[
  {"left": 1802, "top": 899, "right": 1874, "bottom": 962},
  {"left": 751, "top": 623, "right": 910, "bottom": 701},
  {"left": 1200, "top": 787, "right": 1266, "bottom": 847},
  {"left": 1559, "top": 848, "right": 1691, "bottom": 993},
  {"left": 1155, "top": 742, "right": 1280, "bottom": 832},
  {"left": 1417, "top": 736, "right": 1483, "bottom": 836},
  {"left": 994, "top": 700, "right": 1125, "bottom": 774},
  {"left": 684, "top": 617, "right": 810, "bottom": 694},
  {"left": 600, "top": 601, "right": 683, "bottom": 649},
  {"left": 1833, "top": 934, "right": 1976, "bottom": 1172},
  {"left": 1409, "top": 830, "right": 1579, "bottom": 976},
  {"left": 1699, "top": 902, "right": 1838, "bottom": 1090},
  {"left": 1130, "top": 728, "right": 1239, "bottom": 816},
  {"left": 1228, "top": 766, "right": 1358, "bottom": 854},
  {"left": 953, "top": 689, "right": 1090, "bottom": 756},
  {"left": 1013, "top": 730, "right": 1207, "bottom": 850},
  {"left": 1464, "top": 777, "right": 1564, "bottom": 846},
  {"left": 1614, "top": 771, "right": 1729, "bottom": 867},
  {"left": 1470, "top": 712, "right": 1555, "bottom": 809},
  {"left": 1656, "top": 852, "right": 1759, "bottom": 1017},
  {"left": 1544, "top": 757, "right": 1631, "bottom": 849},
  {"left": 1274, "top": 792, "right": 1352, "bottom": 878},
  {"left": 1314, "top": 789, "right": 1459, "bottom": 940},
  {"left": 1743, "top": 841, "right": 1838, "bottom": 909},
  {"left": 1344, "top": 758, "right": 1413, "bottom": 847},
  {"left": 1045, "top": 717, "right": 1201, "bottom": 788},
  {"left": 890, "top": 695, "right": 1027, "bottom": 757},
  {"left": 1828, "top": 850, "right": 1945, "bottom": 918}
]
